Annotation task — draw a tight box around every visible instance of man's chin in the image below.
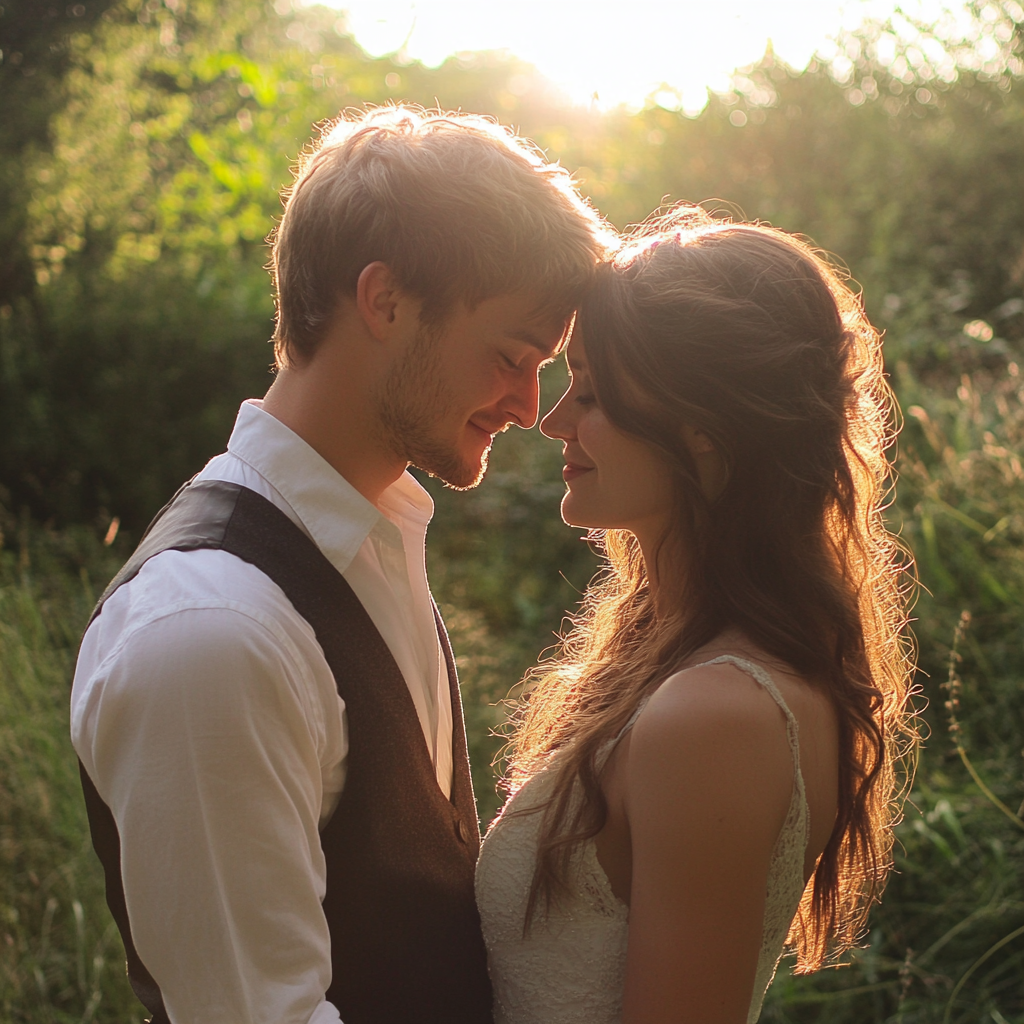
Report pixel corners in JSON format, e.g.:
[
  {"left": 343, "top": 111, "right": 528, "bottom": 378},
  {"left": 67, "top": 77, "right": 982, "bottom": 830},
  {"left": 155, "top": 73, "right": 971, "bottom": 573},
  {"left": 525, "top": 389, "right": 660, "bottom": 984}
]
[{"left": 414, "top": 444, "right": 491, "bottom": 491}]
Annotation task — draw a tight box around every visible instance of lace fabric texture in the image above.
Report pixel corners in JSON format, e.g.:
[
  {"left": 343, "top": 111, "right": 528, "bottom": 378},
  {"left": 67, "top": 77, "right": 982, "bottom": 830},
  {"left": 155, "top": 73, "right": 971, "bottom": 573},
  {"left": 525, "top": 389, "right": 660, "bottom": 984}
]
[{"left": 475, "top": 655, "right": 809, "bottom": 1024}]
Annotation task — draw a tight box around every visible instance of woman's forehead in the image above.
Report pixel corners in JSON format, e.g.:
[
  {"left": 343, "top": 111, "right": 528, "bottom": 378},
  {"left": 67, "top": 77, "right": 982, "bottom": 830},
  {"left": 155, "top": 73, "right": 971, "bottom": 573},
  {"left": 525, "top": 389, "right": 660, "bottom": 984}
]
[{"left": 565, "top": 332, "right": 589, "bottom": 372}]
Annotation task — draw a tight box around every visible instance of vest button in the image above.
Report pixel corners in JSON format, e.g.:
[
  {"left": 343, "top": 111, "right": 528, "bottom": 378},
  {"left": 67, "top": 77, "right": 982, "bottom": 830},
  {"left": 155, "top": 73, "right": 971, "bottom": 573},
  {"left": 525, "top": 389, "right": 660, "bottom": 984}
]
[{"left": 455, "top": 818, "right": 469, "bottom": 843}]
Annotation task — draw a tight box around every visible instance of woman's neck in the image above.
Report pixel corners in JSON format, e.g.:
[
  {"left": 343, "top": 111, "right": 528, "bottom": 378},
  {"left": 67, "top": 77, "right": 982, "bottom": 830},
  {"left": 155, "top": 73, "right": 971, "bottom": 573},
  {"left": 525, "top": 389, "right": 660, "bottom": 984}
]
[{"left": 636, "top": 529, "right": 689, "bottom": 621}]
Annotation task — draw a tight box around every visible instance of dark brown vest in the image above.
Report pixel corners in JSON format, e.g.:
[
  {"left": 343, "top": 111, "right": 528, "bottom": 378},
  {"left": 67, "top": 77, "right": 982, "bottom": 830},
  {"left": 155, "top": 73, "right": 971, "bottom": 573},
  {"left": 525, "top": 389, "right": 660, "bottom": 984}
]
[{"left": 78, "top": 480, "right": 493, "bottom": 1024}]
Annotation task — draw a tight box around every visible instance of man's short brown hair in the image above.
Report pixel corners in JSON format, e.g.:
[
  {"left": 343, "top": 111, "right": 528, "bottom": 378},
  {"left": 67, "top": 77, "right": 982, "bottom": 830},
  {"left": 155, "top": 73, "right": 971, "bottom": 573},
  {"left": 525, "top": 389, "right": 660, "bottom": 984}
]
[{"left": 270, "top": 105, "right": 614, "bottom": 365}]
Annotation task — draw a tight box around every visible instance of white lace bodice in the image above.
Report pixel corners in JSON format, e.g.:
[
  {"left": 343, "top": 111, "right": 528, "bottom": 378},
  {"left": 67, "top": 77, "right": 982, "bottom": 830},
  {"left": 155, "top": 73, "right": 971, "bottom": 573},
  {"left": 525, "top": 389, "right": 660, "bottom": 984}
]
[{"left": 475, "top": 655, "right": 809, "bottom": 1024}]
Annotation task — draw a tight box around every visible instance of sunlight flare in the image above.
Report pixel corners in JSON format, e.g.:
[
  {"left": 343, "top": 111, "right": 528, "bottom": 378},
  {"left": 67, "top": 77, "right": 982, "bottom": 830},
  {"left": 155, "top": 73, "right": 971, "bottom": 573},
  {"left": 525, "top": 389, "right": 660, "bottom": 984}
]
[{"left": 313, "top": 0, "right": 976, "bottom": 111}]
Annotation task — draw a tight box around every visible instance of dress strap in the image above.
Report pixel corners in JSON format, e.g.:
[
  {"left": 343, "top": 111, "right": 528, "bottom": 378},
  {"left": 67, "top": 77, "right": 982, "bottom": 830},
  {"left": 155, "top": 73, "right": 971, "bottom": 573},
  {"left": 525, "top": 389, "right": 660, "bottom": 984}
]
[
  {"left": 693, "top": 655, "right": 808, "bottom": 807},
  {"left": 615, "top": 696, "right": 651, "bottom": 741},
  {"left": 595, "top": 696, "right": 653, "bottom": 769}
]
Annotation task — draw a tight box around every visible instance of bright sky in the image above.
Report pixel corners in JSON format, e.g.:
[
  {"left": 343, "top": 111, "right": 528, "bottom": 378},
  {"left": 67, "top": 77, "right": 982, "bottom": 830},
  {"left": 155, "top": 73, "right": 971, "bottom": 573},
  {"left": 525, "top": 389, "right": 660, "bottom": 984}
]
[{"left": 313, "top": 0, "right": 979, "bottom": 111}]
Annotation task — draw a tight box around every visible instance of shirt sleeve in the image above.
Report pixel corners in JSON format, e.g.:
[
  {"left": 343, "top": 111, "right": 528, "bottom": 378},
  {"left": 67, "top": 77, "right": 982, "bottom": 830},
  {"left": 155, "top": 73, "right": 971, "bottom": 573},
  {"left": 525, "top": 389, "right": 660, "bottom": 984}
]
[{"left": 76, "top": 602, "right": 344, "bottom": 1024}]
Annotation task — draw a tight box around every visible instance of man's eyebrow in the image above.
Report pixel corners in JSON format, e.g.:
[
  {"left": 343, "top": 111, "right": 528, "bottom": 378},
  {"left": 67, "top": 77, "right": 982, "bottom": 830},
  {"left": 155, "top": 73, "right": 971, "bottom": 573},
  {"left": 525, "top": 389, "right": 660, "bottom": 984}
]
[{"left": 509, "top": 328, "right": 561, "bottom": 355}]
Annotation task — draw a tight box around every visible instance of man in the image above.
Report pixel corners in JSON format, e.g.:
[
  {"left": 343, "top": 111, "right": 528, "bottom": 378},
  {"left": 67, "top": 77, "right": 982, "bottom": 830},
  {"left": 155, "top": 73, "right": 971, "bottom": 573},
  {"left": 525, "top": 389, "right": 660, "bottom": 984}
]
[{"left": 71, "top": 106, "right": 611, "bottom": 1024}]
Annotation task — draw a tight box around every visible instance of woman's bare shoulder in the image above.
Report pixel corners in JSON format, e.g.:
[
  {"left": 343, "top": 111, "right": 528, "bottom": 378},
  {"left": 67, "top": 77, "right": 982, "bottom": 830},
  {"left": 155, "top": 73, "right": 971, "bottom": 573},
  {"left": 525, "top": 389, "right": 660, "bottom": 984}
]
[
  {"left": 626, "top": 659, "right": 796, "bottom": 805},
  {"left": 625, "top": 642, "right": 838, "bottom": 874},
  {"left": 620, "top": 658, "right": 799, "bottom": 895}
]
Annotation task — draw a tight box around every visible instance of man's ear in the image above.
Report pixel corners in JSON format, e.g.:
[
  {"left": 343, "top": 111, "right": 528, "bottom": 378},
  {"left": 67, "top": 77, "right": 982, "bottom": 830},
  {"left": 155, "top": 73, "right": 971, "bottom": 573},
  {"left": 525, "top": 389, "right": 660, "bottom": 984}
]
[{"left": 355, "top": 261, "right": 410, "bottom": 342}]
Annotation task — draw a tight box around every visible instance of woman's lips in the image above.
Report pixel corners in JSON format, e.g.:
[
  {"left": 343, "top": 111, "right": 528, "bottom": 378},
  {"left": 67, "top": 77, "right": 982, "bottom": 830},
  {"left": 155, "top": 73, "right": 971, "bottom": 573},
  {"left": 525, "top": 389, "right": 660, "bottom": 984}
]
[{"left": 563, "top": 462, "right": 594, "bottom": 482}]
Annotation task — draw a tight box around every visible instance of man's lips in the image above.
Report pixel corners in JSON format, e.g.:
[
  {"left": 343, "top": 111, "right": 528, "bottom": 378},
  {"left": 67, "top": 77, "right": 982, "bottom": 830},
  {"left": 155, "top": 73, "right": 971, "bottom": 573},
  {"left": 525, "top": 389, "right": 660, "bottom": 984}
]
[
  {"left": 563, "top": 461, "right": 594, "bottom": 482},
  {"left": 468, "top": 422, "right": 496, "bottom": 445}
]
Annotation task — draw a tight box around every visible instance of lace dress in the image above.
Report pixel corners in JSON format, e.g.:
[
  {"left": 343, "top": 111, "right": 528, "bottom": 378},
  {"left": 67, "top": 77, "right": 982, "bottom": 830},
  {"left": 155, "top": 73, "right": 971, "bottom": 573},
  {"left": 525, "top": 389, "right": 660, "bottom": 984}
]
[{"left": 475, "top": 655, "right": 809, "bottom": 1024}]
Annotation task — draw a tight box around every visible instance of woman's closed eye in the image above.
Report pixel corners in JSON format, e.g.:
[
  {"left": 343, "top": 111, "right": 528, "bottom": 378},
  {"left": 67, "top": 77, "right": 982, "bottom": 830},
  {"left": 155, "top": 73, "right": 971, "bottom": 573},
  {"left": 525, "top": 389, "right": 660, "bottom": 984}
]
[{"left": 566, "top": 369, "right": 596, "bottom": 406}]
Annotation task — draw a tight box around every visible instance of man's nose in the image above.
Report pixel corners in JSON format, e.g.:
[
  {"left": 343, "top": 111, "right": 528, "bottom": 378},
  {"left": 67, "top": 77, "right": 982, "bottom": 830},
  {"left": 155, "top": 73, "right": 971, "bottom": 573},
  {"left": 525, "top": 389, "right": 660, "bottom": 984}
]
[{"left": 504, "top": 369, "right": 542, "bottom": 430}]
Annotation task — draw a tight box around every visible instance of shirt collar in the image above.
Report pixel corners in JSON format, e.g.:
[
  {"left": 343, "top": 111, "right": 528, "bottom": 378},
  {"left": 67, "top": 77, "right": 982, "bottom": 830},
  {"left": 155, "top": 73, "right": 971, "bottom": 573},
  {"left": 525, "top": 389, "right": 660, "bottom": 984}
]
[{"left": 225, "top": 399, "right": 434, "bottom": 573}]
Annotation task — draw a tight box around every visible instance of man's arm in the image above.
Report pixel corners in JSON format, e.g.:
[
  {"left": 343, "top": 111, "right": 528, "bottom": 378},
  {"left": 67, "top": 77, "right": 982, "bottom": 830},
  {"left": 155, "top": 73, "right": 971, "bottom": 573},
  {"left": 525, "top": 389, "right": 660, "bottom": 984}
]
[{"left": 74, "top": 593, "right": 346, "bottom": 1024}]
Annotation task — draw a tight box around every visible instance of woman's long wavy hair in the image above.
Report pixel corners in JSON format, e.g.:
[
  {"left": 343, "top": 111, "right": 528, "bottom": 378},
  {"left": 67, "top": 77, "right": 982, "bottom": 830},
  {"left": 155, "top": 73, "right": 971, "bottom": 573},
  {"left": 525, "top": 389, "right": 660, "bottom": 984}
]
[{"left": 505, "top": 206, "right": 918, "bottom": 971}]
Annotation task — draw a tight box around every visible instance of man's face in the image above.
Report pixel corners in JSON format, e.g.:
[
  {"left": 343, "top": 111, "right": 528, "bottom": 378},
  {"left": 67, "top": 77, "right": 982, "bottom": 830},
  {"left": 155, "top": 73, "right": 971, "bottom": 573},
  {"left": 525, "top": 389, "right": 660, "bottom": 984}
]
[{"left": 377, "top": 292, "right": 567, "bottom": 489}]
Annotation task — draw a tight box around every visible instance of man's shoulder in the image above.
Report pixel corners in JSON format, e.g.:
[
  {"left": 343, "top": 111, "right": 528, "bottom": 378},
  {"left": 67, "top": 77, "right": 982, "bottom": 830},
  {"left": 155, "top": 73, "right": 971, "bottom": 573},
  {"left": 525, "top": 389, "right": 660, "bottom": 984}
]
[
  {"left": 115, "top": 544, "right": 295, "bottom": 611},
  {"left": 72, "top": 547, "right": 339, "bottom": 748},
  {"left": 82, "top": 547, "right": 317, "bottom": 668},
  {"left": 71, "top": 545, "right": 347, "bottom": 798}
]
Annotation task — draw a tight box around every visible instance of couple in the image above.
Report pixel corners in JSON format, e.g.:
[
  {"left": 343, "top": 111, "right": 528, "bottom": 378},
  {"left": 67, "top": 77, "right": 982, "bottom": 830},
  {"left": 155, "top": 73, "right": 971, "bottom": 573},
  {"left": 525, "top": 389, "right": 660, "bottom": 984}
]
[{"left": 71, "top": 106, "right": 914, "bottom": 1024}]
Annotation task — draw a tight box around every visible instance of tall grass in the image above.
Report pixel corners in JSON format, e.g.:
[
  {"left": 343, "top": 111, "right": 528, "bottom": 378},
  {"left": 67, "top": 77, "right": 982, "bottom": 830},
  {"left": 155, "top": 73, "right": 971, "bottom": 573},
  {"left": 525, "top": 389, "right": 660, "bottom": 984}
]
[{"left": 0, "top": 522, "right": 140, "bottom": 1023}]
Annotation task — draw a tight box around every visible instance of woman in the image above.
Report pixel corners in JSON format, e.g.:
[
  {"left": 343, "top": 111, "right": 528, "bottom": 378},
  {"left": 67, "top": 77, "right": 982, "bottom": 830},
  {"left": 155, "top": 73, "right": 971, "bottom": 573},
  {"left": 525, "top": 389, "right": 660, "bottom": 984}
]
[{"left": 475, "top": 206, "right": 917, "bottom": 1024}]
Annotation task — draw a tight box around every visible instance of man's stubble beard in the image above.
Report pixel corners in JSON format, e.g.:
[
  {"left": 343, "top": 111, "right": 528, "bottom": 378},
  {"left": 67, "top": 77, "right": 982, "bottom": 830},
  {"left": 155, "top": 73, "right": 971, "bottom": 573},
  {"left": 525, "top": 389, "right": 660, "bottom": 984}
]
[{"left": 376, "top": 325, "right": 491, "bottom": 490}]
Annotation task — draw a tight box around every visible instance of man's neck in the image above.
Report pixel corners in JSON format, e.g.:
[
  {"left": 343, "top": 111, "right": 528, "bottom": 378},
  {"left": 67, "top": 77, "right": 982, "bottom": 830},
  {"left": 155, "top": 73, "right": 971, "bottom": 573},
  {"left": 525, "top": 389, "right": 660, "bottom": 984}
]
[{"left": 262, "top": 359, "right": 406, "bottom": 508}]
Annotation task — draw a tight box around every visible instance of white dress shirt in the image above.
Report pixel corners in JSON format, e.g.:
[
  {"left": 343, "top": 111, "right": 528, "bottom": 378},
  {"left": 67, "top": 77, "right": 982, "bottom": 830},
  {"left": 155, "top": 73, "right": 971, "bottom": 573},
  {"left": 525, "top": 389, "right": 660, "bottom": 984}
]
[{"left": 71, "top": 400, "right": 454, "bottom": 1024}]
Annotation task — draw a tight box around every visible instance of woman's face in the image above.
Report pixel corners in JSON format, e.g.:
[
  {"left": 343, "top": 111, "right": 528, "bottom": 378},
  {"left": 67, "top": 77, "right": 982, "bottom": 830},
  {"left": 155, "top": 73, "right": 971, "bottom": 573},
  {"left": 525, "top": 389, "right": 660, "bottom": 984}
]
[{"left": 540, "top": 334, "right": 676, "bottom": 542}]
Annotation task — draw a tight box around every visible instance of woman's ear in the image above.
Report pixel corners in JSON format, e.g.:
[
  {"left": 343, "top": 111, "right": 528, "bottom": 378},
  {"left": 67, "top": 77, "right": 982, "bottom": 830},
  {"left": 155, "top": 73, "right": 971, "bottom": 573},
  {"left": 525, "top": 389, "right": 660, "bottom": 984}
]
[
  {"left": 682, "top": 424, "right": 728, "bottom": 500},
  {"left": 681, "top": 424, "right": 716, "bottom": 456}
]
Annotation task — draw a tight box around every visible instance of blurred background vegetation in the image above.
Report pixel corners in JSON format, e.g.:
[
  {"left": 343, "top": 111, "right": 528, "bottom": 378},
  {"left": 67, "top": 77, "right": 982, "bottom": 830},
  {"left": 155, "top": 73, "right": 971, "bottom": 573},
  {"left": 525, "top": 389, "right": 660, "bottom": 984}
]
[{"left": 0, "top": 0, "right": 1022, "bottom": 1021}]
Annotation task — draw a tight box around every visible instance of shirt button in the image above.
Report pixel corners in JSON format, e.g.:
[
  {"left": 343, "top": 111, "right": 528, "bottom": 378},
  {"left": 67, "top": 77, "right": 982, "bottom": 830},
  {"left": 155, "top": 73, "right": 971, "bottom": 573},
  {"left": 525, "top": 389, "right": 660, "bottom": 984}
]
[{"left": 455, "top": 818, "right": 469, "bottom": 843}]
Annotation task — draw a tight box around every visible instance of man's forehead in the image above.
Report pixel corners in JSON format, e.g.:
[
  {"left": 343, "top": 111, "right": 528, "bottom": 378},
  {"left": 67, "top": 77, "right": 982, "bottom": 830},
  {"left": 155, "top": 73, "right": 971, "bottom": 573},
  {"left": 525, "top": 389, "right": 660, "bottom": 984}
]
[{"left": 471, "top": 290, "right": 570, "bottom": 347}]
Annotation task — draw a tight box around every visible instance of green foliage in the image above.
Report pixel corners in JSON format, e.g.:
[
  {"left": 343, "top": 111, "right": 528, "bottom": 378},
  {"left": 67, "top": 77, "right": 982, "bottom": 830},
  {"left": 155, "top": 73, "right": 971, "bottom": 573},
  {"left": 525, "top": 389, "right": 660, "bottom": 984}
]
[
  {"left": 1, "top": 0, "right": 1024, "bottom": 1019},
  {"left": 0, "top": 0, "right": 120, "bottom": 306},
  {"left": 0, "top": 519, "right": 139, "bottom": 1022}
]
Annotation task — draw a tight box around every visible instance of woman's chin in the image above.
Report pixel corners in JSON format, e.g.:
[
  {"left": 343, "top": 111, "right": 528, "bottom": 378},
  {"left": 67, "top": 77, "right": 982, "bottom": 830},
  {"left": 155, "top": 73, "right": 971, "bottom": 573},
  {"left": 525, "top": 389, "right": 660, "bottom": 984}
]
[{"left": 560, "top": 493, "right": 602, "bottom": 530}]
